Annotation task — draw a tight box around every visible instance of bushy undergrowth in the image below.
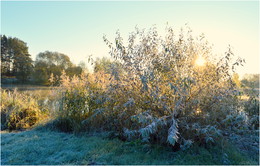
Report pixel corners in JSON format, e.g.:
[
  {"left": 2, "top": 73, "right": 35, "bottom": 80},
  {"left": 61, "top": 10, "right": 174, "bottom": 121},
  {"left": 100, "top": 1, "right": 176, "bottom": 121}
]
[
  {"left": 1, "top": 89, "right": 49, "bottom": 130},
  {"left": 50, "top": 26, "right": 258, "bottom": 150}
]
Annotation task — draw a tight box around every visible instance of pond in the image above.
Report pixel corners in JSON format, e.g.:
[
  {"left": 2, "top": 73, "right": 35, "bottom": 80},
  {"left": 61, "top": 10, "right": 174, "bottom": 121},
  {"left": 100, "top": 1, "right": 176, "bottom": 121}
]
[{"left": 1, "top": 84, "right": 53, "bottom": 91}]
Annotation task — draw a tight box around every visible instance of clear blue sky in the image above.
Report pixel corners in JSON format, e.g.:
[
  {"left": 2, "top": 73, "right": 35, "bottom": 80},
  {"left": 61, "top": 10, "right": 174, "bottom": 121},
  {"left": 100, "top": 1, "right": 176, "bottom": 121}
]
[{"left": 1, "top": 1, "right": 259, "bottom": 76}]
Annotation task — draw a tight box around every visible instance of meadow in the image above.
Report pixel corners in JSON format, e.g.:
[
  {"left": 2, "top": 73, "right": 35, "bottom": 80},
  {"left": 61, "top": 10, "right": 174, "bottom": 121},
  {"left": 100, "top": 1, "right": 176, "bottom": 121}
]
[{"left": 1, "top": 129, "right": 257, "bottom": 165}]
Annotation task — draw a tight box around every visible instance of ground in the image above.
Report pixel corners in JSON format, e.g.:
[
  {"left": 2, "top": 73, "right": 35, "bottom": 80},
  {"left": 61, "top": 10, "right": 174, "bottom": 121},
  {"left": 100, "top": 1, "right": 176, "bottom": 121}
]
[{"left": 1, "top": 129, "right": 257, "bottom": 165}]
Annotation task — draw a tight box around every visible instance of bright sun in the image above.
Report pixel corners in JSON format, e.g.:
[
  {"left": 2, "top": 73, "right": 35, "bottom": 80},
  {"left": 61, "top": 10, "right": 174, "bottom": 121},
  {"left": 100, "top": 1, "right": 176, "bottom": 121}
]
[{"left": 195, "top": 56, "right": 206, "bottom": 67}]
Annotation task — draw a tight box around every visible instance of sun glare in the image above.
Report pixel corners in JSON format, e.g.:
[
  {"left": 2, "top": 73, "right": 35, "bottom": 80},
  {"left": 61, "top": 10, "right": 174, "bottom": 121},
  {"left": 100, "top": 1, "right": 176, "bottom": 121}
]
[{"left": 195, "top": 56, "right": 206, "bottom": 67}]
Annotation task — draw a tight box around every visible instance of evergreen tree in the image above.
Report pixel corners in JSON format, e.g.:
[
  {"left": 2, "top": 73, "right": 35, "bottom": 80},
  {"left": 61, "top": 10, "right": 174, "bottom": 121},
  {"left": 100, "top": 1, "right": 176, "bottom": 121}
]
[
  {"left": 1, "top": 35, "right": 10, "bottom": 76},
  {"left": 1, "top": 36, "right": 33, "bottom": 82}
]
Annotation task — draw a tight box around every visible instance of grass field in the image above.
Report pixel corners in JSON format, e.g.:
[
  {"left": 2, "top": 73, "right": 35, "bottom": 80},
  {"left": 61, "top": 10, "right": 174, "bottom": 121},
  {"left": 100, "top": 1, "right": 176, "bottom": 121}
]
[{"left": 1, "top": 128, "right": 258, "bottom": 165}]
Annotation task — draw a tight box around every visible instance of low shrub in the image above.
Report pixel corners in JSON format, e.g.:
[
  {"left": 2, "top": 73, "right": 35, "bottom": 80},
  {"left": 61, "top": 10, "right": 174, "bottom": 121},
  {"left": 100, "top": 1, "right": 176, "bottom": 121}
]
[{"left": 1, "top": 89, "right": 48, "bottom": 130}]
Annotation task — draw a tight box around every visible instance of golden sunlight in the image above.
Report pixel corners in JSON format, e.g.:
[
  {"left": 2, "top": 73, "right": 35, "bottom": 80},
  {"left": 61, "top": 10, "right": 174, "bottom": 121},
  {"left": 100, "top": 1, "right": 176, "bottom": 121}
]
[
  {"left": 195, "top": 56, "right": 206, "bottom": 67},
  {"left": 196, "top": 108, "right": 202, "bottom": 114}
]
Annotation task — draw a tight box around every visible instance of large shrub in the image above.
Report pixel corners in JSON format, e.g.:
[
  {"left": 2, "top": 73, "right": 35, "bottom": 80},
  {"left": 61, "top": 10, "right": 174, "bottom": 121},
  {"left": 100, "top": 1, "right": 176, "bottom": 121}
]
[
  {"left": 100, "top": 26, "right": 245, "bottom": 146},
  {"left": 56, "top": 25, "right": 252, "bottom": 149}
]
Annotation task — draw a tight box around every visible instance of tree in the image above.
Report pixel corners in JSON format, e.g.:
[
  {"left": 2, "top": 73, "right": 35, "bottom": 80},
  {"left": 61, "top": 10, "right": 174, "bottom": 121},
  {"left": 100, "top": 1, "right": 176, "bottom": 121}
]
[
  {"left": 33, "top": 51, "right": 80, "bottom": 85},
  {"left": 241, "top": 74, "right": 259, "bottom": 89},
  {"left": 94, "top": 57, "right": 124, "bottom": 78},
  {"left": 66, "top": 66, "right": 83, "bottom": 77},
  {"left": 0, "top": 35, "right": 33, "bottom": 82},
  {"left": 35, "top": 51, "right": 72, "bottom": 69},
  {"left": 78, "top": 61, "right": 88, "bottom": 72},
  {"left": 1, "top": 35, "right": 10, "bottom": 76},
  {"left": 32, "top": 61, "right": 49, "bottom": 85}
]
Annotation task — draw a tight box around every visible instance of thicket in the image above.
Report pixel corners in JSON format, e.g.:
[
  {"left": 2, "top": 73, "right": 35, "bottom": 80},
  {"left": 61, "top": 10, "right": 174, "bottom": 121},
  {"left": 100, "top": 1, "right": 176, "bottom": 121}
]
[{"left": 53, "top": 25, "right": 258, "bottom": 150}]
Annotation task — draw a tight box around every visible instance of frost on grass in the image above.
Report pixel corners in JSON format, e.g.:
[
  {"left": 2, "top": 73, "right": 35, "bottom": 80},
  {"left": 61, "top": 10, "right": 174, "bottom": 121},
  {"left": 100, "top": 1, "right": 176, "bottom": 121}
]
[{"left": 1, "top": 130, "right": 257, "bottom": 165}]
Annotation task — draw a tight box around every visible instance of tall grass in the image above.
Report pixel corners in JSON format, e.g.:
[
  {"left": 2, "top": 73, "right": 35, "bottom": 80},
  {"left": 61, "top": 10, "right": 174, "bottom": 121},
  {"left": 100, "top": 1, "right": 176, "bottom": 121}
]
[{"left": 0, "top": 89, "right": 51, "bottom": 130}]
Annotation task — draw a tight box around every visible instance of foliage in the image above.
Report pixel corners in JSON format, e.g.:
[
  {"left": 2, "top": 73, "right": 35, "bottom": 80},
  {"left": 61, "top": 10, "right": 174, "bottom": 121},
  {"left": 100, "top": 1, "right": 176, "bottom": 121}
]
[
  {"left": 0, "top": 89, "right": 49, "bottom": 130},
  {"left": 1, "top": 36, "right": 85, "bottom": 85},
  {"left": 33, "top": 51, "right": 71, "bottom": 85},
  {"left": 52, "top": 71, "right": 90, "bottom": 132},
  {"left": 78, "top": 61, "right": 88, "bottom": 72},
  {"left": 18, "top": 25, "right": 254, "bottom": 155},
  {"left": 94, "top": 57, "right": 124, "bottom": 76},
  {"left": 241, "top": 74, "right": 259, "bottom": 89},
  {"left": 1, "top": 24, "right": 258, "bottom": 164},
  {"left": 1, "top": 35, "right": 9, "bottom": 75},
  {"left": 32, "top": 51, "right": 85, "bottom": 85},
  {"left": 36, "top": 51, "right": 72, "bottom": 69},
  {"left": 98, "top": 25, "right": 246, "bottom": 147},
  {"left": 49, "top": 25, "right": 258, "bottom": 151},
  {"left": 32, "top": 65, "right": 49, "bottom": 85},
  {"left": 0, "top": 35, "right": 33, "bottom": 82},
  {"left": 242, "top": 89, "right": 259, "bottom": 130},
  {"left": 232, "top": 73, "right": 241, "bottom": 88},
  {"left": 66, "top": 66, "right": 83, "bottom": 78}
]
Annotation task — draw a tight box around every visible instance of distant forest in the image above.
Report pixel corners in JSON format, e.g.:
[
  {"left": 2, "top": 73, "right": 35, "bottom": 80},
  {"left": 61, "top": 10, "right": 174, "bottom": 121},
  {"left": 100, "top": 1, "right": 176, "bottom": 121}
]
[{"left": 1, "top": 35, "right": 86, "bottom": 85}]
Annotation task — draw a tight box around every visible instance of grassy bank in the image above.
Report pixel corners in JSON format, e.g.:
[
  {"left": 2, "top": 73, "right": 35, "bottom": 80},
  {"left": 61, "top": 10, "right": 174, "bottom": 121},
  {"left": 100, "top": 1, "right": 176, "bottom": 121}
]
[{"left": 1, "top": 129, "right": 257, "bottom": 165}]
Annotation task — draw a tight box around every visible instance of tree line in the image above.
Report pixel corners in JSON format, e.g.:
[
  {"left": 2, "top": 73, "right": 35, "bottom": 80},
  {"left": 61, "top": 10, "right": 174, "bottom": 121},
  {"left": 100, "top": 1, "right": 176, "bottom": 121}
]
[
  {"left": 1, "top": 34, "right": 258, "bottom": 88},
  {"left": 1, "top": 35, "right": 86, "bottom": 85}
]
